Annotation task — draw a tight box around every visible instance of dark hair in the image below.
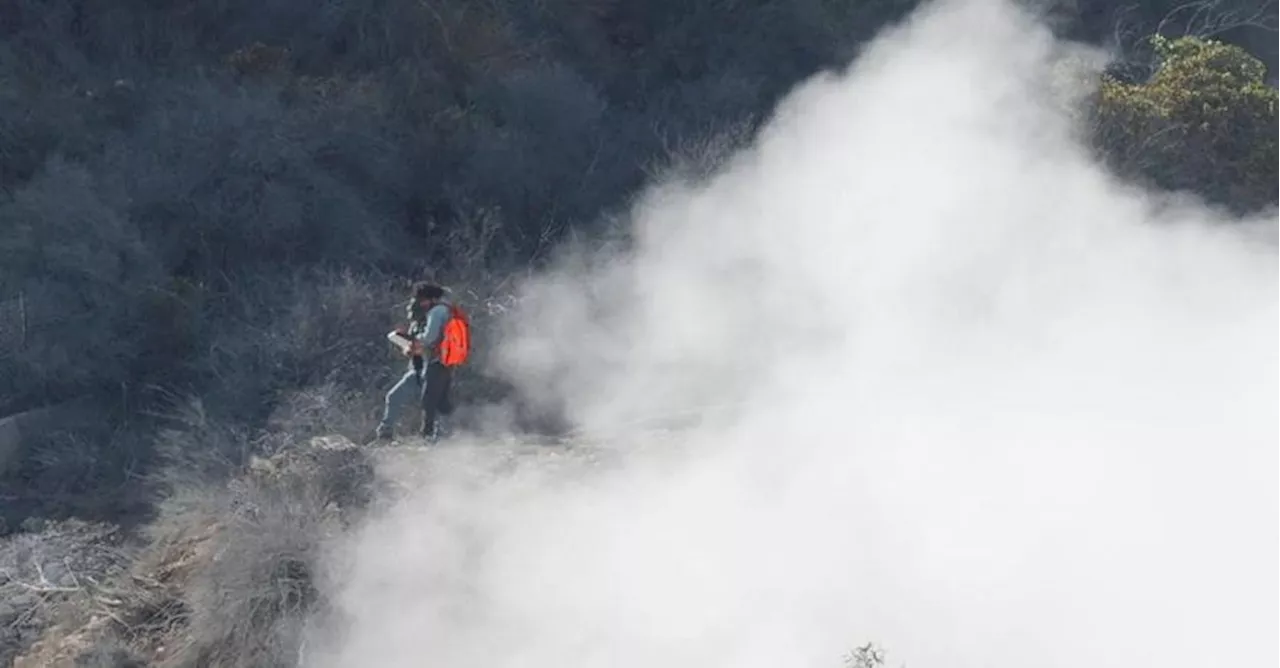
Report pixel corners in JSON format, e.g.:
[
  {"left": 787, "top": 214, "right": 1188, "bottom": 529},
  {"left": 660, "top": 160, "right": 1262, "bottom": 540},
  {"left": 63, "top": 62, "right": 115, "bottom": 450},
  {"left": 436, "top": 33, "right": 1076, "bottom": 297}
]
[{"left": 412, "top": 281, "right": 445, "bottom": 301}]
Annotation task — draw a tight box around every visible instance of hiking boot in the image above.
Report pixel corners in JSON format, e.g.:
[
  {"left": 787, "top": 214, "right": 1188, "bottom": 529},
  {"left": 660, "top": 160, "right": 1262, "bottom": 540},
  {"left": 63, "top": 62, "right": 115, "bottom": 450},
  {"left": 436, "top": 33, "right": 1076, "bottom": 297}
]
[
  {"left": 420, "top": 418, "right": 450, "bottom": 444},
  {"left": 436, "top": 416, "right": 452, "bottom": 440}
]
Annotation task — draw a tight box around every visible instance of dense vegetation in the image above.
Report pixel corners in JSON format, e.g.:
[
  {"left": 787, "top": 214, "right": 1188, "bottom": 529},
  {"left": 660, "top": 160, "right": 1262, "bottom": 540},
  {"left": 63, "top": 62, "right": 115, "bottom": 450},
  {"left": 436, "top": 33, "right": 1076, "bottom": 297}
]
[
  {"left": 0, "top": 0, "right": 1273, "bottom": 520},
  {"left": 1099, "top": 34, "right": 1277, "bottom": 210},
  {"left": 0, "top": 1, "right": 1273, "bottom": 665},
  {"left": 0, "top": 0, "right": 878, "bottom": 523}
]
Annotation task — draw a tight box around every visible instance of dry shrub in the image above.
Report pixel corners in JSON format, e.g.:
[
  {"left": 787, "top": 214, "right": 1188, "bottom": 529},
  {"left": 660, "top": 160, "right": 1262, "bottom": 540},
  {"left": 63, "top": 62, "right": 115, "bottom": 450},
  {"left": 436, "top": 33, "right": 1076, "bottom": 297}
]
[
  {"left": 0, "top": 519, "right": 133, "bottom": 668},
  {"left": 13, "top": 435, "right": 377, "bottom": 668},
  {"left": 144, "top": 435, "right": 373, "bottom": 667}
]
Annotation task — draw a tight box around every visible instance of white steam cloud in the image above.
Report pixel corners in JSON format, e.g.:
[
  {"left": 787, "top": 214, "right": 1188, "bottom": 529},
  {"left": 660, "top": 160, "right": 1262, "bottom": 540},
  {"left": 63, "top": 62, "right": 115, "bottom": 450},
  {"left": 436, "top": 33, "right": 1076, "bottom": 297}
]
[{"left": 307, "top": 0, "right": 1278, "bottom": 666}]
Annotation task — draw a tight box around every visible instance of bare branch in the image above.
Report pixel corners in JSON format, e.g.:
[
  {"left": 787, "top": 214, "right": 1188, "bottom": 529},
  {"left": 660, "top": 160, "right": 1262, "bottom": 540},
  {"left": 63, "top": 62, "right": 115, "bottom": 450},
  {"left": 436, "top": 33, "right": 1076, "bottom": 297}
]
[
  {"left": 1158, "top": 0, "right": 1278, "bottom": 38},
  {"left": 1, "top": 563, "right": 82, "bottom": 594},
  {"left": 1109, "top": 4, "right": 1165, "bottom": 78}
]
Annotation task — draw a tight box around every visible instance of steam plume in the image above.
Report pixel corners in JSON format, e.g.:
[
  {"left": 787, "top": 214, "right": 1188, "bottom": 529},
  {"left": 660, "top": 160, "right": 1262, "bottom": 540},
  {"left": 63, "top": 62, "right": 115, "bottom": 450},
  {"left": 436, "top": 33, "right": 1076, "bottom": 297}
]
[{"left": 307, "top": 1, "right": 1279, "bottom": 666}]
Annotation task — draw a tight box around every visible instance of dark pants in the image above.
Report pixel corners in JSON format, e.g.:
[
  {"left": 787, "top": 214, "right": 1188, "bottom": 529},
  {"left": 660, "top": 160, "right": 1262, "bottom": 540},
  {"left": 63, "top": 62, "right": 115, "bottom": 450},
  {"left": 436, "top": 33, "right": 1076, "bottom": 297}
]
[
  {"left": 377, "top": 361, "right": 454, "bottom": 439},
  {"left": 418, "top": 361, "right": 454, "bottom": 437}
]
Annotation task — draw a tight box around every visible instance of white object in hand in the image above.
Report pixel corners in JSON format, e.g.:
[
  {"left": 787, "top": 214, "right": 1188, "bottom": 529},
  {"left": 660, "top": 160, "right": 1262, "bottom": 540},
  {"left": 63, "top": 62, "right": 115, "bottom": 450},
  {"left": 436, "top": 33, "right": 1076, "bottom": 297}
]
[{"left": 387, "top": 331, "right": 414, "bottom": 354}]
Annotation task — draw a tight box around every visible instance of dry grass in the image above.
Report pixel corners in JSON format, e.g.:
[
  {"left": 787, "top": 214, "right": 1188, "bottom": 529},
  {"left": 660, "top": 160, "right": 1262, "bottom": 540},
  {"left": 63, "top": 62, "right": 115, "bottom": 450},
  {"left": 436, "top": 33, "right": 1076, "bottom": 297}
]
[{"left": 12, "top": 435, "right": 376, "bottom": 668}]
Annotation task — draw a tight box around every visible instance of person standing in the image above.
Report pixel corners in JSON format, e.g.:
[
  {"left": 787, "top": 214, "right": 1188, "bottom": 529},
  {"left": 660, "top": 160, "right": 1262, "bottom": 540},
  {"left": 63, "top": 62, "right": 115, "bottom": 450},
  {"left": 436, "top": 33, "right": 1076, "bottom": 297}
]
[{"left": 373, "top": 281, "right": 469, "bottom": 443}]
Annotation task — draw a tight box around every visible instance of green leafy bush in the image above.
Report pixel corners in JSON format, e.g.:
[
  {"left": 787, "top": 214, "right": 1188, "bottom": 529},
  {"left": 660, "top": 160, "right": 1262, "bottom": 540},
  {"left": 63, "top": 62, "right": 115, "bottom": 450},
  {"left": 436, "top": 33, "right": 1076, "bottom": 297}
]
[{"left": 1094, "top": 35, "right": 1278, "bottom": 212}]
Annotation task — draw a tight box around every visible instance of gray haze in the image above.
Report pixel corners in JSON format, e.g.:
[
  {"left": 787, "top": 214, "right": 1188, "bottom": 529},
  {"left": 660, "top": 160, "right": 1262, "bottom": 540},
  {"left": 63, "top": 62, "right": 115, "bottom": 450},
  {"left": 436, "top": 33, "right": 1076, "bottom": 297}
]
[{"left": 307, "top": 0, "right": 1279, "bottom": 666}]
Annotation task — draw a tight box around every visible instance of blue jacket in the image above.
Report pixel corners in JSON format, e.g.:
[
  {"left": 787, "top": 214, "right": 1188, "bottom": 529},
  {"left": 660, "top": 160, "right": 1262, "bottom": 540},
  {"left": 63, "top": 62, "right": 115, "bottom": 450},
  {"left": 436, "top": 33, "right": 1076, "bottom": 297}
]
[{"left": 407, "top": 299, "right": 452, "bottom": 365}]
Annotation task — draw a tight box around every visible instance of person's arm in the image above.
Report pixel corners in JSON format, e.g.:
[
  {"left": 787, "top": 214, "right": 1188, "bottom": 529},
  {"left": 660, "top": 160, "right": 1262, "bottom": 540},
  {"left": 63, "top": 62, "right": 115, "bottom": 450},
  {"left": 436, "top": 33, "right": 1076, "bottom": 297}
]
[{"left": 414, "top": 303, "right": 451, "bottom": 355}]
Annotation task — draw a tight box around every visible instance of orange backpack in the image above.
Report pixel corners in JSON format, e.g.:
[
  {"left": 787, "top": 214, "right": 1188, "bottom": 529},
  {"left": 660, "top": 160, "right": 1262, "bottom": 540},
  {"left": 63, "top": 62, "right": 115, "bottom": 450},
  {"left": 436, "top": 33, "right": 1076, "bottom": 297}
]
[{"left": 438, "top": 303, "right": 471, "bottom": 368}]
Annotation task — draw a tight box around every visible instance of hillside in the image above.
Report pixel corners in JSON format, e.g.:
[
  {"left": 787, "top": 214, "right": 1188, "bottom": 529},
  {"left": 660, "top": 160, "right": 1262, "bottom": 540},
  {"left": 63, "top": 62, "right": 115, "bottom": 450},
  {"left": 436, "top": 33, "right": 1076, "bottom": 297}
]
[{"left": 5, "top": 433, "right": 650, "bottom": 667}]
